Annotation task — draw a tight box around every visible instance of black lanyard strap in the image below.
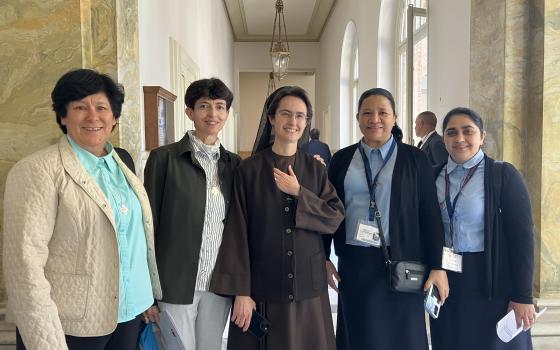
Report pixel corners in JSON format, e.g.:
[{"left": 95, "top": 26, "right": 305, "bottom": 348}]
[
  {"left": 358, "top": 139, "right": 396, "bottom": 222},
  {"left": 444, "top": 159, "right": 483, "bottom": 246}
]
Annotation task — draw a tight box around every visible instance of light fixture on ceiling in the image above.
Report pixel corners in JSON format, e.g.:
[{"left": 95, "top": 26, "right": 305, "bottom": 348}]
[{"left": 270, "top": 0, "right": 290, "bottom": 80}]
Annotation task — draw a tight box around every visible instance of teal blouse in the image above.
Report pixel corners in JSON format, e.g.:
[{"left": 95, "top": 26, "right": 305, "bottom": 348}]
[{"left": 67, "top": 136, "right": 153, "bottom": 322}]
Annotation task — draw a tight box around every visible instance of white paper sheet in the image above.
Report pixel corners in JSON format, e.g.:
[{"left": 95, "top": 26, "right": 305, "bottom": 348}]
[{"left": 496, "top": 307, "right": 547, "bottom": 343}]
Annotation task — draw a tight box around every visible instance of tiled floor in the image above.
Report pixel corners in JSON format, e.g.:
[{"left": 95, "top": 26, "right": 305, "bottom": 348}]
[
  {"left": 0, "top": 315, "right": 15, "bottom": 350},
  {"left": 4, "top": 308, "right": 559, "bottom": 350}
]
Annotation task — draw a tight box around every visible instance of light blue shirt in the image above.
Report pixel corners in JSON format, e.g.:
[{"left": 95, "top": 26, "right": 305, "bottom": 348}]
[
  {"left": 436, "top": 149, "right": 485, "bottom": 252},
  {"left": 67, "top": 136, "right": 153, "bottom": 322},
  {"left": 344, "top": 136, "right": 397, "bottom": 246}
]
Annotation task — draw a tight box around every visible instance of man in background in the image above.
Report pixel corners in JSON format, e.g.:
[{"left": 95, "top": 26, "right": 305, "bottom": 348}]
[
  {"left": 414, "top": 111, "right": 448, "bottom": 166},
  {"left": 302, "top": 128, "right": 332, "bottom": 166}
]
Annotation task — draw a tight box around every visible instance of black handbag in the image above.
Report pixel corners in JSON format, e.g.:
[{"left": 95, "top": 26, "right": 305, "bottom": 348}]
[
  {"left": 372, "top": 202, "right": 428, "bottom": 293},
  {"left": 387, "top": 260, "right": 427, "bottom": 293}
]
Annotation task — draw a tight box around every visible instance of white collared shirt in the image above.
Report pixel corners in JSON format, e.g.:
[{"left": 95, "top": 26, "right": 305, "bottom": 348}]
[{"left": 420, "top": 130, "right": 437, "bottom": 146}]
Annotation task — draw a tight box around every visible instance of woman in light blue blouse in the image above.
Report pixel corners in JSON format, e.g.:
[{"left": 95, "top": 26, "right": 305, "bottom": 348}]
[
  {"left": 430, "top": 107, "right": 536, "bottom": 350},
  {"left": 324, "top": 88, "right": 448, "bottom": 350},
  {"left": 4, "top": 69, "right": 161, "bottom": 350}
]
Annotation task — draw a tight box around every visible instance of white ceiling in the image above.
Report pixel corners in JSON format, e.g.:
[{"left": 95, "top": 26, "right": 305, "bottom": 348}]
[{"left": 223, "top": 0, "right": 337, "bottom": 42}]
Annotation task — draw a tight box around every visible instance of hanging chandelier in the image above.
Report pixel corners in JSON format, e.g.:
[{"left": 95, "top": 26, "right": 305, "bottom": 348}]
[{"left": 270, "top": 0, "right": 290, "bottom": 80}]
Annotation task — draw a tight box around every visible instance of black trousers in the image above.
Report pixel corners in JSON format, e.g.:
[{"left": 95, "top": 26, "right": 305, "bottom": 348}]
[{"left": 16, "top": 316, "right": 144, "bottom": 350}]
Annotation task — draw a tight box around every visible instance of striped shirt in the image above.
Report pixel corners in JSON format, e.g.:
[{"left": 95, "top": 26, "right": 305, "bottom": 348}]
[{"left": 188, "top": 131, "right": 227, "bottom": 291}]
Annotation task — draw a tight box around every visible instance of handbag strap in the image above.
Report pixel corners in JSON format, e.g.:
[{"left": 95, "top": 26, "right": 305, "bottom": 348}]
[
  {"left": 372, "top": 201, "right": 392, "bottom": 265},
  {"left": 357, "top": 141, "right": 396, "bottom": 266}
]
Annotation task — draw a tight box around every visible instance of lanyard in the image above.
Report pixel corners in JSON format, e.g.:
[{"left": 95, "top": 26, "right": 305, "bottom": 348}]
[
  {"left": 444, "top": 159, "right": 482, "bottom": 246},
  {"left": 358, "top": 139, "right": 396, "bottom": 221}
]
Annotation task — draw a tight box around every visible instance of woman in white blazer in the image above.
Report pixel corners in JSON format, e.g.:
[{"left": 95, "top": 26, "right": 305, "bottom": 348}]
[{"left": 3, "top": 69, "right": 161, "bottom": 350}]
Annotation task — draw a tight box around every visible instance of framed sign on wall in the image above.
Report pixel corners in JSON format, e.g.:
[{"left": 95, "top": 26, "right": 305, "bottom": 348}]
[{"left": 143, "top": 86, "right": 177, "bottom": 150}]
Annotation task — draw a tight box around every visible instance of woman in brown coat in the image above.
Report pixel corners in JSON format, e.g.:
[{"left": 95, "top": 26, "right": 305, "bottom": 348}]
[{"left": 210, "top": 86, "right": 344, "bottom": 350}]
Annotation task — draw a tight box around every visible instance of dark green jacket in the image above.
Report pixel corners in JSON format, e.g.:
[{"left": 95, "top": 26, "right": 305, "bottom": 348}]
[{"left": 144, "top": 133, "right": 241, "bottom": 304}]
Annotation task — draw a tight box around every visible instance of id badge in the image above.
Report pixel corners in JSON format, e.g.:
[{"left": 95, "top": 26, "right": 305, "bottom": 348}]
[
  {"left": 355, "top": 219, "right": 381, "bottom": 247},
  {"left": 442, "top": 247, "right": 462, "bottom": 273}
]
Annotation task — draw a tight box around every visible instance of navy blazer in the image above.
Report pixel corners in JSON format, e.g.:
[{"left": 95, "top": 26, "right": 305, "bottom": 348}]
[
  {"left": 324, "top": 142, "right": 444, "bottom": 269},
  {"left": 302, "top": 140, "right": 332, "bottom": 166},
  {"left": 434, "top": 155, "right": 534, "bottom": 304}
]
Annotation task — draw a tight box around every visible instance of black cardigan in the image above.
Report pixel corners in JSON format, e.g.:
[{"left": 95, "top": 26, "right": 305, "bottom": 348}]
[
  {"left": 434, "top": 155, "right": 534, "bottom": 304},
  {"left": 324, "top": 142, "right": 444, "bottom": 270}
]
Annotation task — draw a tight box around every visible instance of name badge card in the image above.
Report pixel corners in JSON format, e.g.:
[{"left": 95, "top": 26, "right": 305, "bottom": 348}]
[
  {"left": 355, "top": 219, "right": 381, "bottom": 247},
  {"left": 442, "top": 247, "right": 462, "bottom": 273}
]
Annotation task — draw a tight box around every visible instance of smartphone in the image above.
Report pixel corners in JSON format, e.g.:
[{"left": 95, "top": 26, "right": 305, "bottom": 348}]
[
  {"left": 248, "top": 310, "right": 270, "bottom": 339},
  {"left": 424, "top": 284, "right": 441, "bottom": 319}
]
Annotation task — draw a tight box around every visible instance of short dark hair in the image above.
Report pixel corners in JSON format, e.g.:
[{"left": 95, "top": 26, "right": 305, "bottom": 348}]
[
  {"left": 418, "top": 111, "right": 437, "bottom": 127},
  {"left": 266, "top": 86, "right": 313, "bottom": 121},
  {"left": 309, "top": 128, "right": 320, "bottom": 140},
  {"left": 184, "top": 78, "right": 233, "bottom": 110},
  {"left": 51, "top": 69, "right": 125, "bottom": 134},
  {"left": 357, "top": 88, "right": 396, "bottom": 116},
  {"left": 443, "top": 107, "right": 484, "bottom": 133}
]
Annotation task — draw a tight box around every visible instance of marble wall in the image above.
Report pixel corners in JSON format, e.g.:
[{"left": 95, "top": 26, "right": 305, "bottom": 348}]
[
  {"left": 540, "top": 0, "right": 560, "bottom": 297},
  {"left": 526, "top": 0, "right": 545, "bottom": 296},
  {"left": 116, "top": 0, "right": 142, "bottom": 162},
  {"left": 0, "top": 0, "right": 83, "bottom": 303},
  {"left": 0, "top": 0, "right": 140, "bottom": 304},
  {"left": 470, "top": 0, "right": 560, "bottom": 298},
  {"left": 503, "top": 0, "right": 530, "bottom": 170},
  {"left": 470, "top": 0, "right": 506, "bottom": 160}
]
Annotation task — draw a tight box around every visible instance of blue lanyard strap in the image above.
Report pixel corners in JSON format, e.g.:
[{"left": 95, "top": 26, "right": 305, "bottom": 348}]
[
  {"left": 358, "top": 139, "right": 396, "bottom": 221},
  {"left": 444, "top": 159, "right": 482, "bottom": 246}
]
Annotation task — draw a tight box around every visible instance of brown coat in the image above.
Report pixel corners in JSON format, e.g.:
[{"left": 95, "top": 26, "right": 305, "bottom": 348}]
[{"left": 210, "top": 148, "right": 344, "bottom": 303}]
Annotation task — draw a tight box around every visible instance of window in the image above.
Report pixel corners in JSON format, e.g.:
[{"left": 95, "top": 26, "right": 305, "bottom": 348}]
[
  {"left": 340, "top": 21, "right": 358, "bottom": 147},
  {"left": 396, "top": 0, "right": 428, "bottom": 144},
  {"left": 351, "top": 46, "right": 360, "bottom": 143}
]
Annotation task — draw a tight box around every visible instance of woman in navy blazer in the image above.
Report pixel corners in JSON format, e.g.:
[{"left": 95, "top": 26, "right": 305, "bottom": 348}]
[
  {"left": 430, "top": 107, "right": 535, "bottom": 350},
  {"left": 324, "top": 88, "right": 449, "bottom": 350}
]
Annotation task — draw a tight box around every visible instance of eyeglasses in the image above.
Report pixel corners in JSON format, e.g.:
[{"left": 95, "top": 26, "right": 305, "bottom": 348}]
[{"left": 276, "top": 110, "right": 309, "bottom": 121}]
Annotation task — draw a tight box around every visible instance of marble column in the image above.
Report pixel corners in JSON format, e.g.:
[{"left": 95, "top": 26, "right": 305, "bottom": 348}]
[
  {"left": 539, "top": 0, "right": 560, "bottom": 298},
  {"left": 503, "top": 0, "right": 530, "bottom": 170},
  {"left": 0, "top": 0, "right": 83, "bottom": 304},
  {"left": 470, "top": 0, "right": 560, "bottom": 299},
  {"left": 470, "top": 0, "right": 506, "bottom": 159},
  {"left": 116, "top": 0, "right": 142, "bottom": 164},
  {"left": 0, "top": 0, "right": 141, "bottom": 304}
]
